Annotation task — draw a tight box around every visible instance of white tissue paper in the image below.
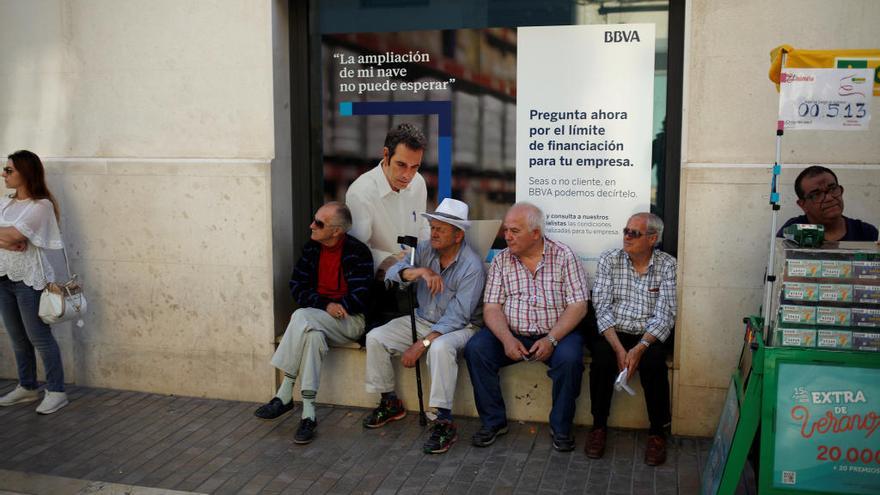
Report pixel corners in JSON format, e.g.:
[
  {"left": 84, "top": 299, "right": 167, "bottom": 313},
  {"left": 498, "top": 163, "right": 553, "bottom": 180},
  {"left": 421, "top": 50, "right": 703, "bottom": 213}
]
[{"left": 614, "top": 368, "right": 636, "bottom": 396}]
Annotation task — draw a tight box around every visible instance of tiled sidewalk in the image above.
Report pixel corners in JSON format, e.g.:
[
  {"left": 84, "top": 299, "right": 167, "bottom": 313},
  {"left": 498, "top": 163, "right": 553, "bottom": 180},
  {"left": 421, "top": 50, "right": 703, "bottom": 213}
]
[{"left": 0, "top": 380, "right": 716, "bottom": 494}]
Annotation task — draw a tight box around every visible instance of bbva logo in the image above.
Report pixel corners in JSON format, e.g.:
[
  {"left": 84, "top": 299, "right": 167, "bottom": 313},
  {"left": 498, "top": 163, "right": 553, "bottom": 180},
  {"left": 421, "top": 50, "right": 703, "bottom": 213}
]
[{"left": 604, "top": 30, "right": 641, "bottom": 43}]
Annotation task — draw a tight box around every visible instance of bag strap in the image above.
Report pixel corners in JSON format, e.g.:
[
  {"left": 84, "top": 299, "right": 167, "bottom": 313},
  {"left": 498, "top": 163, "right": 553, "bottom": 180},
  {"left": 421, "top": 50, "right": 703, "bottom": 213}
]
[{"left": 37, "top": 243, "right": 74, "bottom": 285}]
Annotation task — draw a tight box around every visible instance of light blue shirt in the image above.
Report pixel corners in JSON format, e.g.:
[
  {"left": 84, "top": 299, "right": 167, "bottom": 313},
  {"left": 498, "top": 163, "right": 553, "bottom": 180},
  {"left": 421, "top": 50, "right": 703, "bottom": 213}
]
[{"left": 386, "top": 239, "right": 485, "bottom": 334}]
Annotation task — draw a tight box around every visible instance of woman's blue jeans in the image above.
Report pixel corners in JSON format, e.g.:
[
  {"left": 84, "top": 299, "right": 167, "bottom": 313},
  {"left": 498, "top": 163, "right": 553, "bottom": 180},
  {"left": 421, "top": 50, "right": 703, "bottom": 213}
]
[{"left": 0, "top": 276, "right": 65, "bottom": 392}]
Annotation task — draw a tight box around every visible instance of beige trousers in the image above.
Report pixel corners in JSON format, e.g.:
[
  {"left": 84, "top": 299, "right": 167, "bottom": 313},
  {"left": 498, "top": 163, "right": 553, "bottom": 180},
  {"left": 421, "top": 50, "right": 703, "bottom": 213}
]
[
  {"left": 365, "top": 315, "right": 476, "bottom": 410},
  {"left": 270, "top": 307, "right": 365, "bottom": 392}
]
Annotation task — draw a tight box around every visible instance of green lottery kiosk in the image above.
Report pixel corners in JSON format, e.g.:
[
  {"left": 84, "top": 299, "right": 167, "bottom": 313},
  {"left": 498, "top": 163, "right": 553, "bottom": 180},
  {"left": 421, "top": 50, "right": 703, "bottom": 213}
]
[{"left": 702, "top": 241, "right": 880, "bottom": 495}]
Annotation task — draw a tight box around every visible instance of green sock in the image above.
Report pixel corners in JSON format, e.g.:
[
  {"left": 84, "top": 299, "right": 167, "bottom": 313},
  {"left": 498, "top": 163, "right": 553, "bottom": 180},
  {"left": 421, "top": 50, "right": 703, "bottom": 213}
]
[
  {"left": 275, "top": 374, "right": 295, "bottom": 405},
  {"left": 301, "top": 389, "right": 317, "bottom": 420}
]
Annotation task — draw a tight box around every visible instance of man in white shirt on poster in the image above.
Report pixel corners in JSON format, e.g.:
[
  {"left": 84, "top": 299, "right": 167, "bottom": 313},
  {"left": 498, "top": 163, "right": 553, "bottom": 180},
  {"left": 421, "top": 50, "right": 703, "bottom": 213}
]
[{"left": 346, "top": 123, "right": 431, "bottom": 277}]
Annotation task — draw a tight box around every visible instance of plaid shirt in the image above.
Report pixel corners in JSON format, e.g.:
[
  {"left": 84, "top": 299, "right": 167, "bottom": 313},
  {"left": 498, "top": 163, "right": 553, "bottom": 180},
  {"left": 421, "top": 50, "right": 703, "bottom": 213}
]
[
  {"left": 484, "top": 237, "right": 589, "bottom": 336},
  {"left": 592, "top": 248, "right": 677, "bottom": 342}
]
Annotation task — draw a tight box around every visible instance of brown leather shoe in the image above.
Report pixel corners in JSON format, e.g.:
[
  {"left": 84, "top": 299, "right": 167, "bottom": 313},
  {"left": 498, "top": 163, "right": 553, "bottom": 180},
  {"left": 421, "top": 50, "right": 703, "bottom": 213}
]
[
  {"left": 645, "top": 434, "right": 667, "bottom": 466},
  {"left": 584, "top": 427, "right": 607, "bottom": 459}
]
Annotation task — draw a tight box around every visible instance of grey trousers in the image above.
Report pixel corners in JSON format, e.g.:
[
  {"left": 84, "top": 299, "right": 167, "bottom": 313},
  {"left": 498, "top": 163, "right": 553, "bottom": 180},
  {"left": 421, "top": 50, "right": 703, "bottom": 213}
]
[
  {"left": 270, "top": 307, "right": 365, "bottom": 392},
  {"left": 365, "top": 315, "right": 476, "bottom": 410}
]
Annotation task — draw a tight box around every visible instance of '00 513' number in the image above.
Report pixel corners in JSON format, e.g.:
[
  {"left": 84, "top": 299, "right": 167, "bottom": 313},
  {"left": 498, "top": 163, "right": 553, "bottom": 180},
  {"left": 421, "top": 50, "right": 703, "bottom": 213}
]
[{"left": 798, "top": 102, "right": 867, "bottom": 118}]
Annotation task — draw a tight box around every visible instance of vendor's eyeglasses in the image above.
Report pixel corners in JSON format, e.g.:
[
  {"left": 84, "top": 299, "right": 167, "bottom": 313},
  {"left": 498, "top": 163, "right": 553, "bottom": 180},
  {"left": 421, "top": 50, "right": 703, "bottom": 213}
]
[
  {"left": 623, "top": 228, "right": 655, "bottom": 239},
  {"left": 803, "top": 184, "right": 843, "bottom": 203},
  {"left": 2, "top": 167, "right": 14, "bottom": 174}
]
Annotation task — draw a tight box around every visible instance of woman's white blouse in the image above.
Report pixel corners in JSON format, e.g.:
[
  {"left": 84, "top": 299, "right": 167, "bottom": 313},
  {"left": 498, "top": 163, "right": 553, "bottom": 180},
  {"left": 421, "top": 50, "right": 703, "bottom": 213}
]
[{"left": 0, "top": 196, "right": 64, "bottom": 290}]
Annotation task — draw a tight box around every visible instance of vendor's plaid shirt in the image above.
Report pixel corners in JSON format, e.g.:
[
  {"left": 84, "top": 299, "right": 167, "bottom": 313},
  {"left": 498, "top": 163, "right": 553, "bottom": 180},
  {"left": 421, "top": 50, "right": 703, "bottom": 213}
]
[
  {"left": 484, "top": 237, "right": 589, "bottom": 336},
  {"left": 592, "top": 248, "right": 677, "bottom": 342}
]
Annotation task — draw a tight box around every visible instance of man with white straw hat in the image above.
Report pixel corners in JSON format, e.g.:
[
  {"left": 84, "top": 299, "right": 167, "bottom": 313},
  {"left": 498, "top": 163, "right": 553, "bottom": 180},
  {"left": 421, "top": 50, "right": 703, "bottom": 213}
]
[{"left": 363, "top": 198, "right": 486, "bottom": 455}]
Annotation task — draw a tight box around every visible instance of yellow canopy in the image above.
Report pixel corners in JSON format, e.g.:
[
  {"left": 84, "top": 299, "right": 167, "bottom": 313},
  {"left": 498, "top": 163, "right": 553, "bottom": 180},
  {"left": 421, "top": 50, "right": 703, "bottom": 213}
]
[{"left": 769, "top": 44, "right": 880, "bottom": 96}]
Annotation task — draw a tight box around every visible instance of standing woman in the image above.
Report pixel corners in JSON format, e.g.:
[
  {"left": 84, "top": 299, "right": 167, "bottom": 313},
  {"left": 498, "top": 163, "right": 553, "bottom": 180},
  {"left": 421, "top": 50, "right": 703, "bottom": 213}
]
[{"left": 0, "top": 150, "right": 68, "bottom": 414}]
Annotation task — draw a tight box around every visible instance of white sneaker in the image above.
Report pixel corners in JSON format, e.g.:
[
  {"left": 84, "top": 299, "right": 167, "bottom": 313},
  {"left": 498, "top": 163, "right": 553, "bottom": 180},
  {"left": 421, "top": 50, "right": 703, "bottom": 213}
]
[
  {"left": 0, "top": 384, "right": 40, "bottom": 406},
  {"left": 36, "top": 390, "right": 69, "bottom": 415}
]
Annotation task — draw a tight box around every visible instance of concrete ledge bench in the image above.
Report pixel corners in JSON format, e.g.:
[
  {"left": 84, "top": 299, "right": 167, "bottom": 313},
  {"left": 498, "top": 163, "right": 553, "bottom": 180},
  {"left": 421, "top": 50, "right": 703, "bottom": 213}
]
[{"left": 275, "top": 335, "right": 673, "bottom": 430}]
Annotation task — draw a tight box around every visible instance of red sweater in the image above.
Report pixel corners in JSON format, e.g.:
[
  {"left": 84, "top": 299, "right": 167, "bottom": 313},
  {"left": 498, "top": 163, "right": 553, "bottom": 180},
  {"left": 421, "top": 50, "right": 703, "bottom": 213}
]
[{"left": 317, "top": 236, "right": 348, "bottom": 300}]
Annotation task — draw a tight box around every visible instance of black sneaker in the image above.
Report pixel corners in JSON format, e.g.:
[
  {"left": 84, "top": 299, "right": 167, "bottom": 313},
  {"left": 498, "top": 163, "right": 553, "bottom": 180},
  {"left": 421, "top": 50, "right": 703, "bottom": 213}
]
[
  {"left": 363, "top": 398, "right": 407, "bottom": 428},
  {"left": 471, "top": 423, "right": 509, "bottom": 447},
  {"left": 254, "top": 397, "right": 294, "bottom": 420},
  {"left": 294, "top": 417, "right": 317, "bottom": 444},
  {"left": 550, "top": 428, "right": 575, "bottom": 452},
  {"left": 423, "top": 420, "right": 458, "bottom": 454}
]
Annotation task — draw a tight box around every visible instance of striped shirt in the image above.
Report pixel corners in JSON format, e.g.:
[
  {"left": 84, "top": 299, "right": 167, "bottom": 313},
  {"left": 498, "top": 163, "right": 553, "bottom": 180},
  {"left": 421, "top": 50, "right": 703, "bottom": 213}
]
[
  {"left": 484, "top": 237, "right": 589, "bottom": 336},
  {"left": 592, "top": 248, "right": 677, "bottom": 342}
]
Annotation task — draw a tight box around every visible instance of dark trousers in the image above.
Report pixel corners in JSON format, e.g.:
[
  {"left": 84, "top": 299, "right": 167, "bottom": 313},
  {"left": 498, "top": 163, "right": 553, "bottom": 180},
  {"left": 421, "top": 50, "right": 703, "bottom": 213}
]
[
  {"left": 464, "top": 328, "right": 584, "bottom": 436},
  {"left": 365, "top": 281, "right": 409, "bottom": 329},
  {"left": 589, "top": 332, "right": 670, "bottom": 435}
]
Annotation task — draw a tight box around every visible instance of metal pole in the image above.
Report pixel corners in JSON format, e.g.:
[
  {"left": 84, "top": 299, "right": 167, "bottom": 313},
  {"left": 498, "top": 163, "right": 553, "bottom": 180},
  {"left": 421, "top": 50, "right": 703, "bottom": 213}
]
[{"left": 762, "top": 53, "right": 787, "bottom": 335}]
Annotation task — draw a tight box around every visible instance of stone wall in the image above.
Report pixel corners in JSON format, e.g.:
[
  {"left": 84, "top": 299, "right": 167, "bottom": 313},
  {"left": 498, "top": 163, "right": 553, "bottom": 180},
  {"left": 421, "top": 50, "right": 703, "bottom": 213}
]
[{"left": 0, "top": 0, "right": 279, "bottom": 401}]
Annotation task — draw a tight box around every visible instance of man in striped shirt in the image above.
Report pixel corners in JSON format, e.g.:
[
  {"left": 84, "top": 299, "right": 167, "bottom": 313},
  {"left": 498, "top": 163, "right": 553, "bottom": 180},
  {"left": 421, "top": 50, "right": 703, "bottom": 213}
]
[
  {"left": 464, "top": 202, "right": 589, "bottom": 452},
  {"left": 585, "top": 212, "right": 676, "bottom": 466}
]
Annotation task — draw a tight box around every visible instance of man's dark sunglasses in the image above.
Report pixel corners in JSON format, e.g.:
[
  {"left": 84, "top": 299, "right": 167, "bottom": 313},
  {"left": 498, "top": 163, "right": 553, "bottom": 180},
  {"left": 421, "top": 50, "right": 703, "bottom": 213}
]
[
  {"left": 623, "top": 228, "right": 655, "bottom": 239},
  {"left": 2, "top": 167, "right": 13, "bottom": 174},
  {"left": 312, "top": 218, "right": 340, "bottom": 229}
]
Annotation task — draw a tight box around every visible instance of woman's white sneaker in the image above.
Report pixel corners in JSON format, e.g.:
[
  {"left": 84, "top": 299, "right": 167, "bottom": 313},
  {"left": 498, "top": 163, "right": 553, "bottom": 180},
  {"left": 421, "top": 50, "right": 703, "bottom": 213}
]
[
  {"left": 0, "top": 385, "right": 40, "bottom": 406},
  {"left": 36, "top": 390, "right": 68, "bottom": 414}
]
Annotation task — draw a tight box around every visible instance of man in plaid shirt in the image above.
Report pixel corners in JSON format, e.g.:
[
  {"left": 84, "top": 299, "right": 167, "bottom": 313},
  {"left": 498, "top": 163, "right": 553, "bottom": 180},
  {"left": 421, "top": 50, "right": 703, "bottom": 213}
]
[
  {"left": 585, "top": 212, "right": 676, "bottom": 466},
  {"left": 464, "top": 202, "right": 589, "bottom": 452}
]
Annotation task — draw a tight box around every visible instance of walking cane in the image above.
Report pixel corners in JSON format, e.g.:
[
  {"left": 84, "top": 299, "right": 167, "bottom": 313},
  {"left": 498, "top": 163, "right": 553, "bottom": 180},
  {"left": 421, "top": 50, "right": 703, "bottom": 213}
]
[{"left": 397, "top": 235, "right": 428, "bottom": 426}]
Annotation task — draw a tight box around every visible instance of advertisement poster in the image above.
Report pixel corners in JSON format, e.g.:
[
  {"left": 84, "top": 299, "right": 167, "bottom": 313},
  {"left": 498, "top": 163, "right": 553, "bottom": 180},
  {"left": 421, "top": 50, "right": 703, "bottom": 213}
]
[
  {"left": 321, "top": 29, "right": 519, "bottom": 232},
  {"left": 516, "top": 24, "right": 654, "bottom": 263},
  {"left": 320, "top": 25, "right": 663, "bottom": 264},
  {"left": 774, "top": 363, "right": 880, "bottom": 494},
  {"left": 778, "top": 68, "right": 873, "bottom": 130}
]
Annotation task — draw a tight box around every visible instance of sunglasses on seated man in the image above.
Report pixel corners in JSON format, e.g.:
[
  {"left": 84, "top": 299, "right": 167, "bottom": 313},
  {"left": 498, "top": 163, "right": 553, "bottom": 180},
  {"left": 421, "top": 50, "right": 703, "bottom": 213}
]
[
  {"left": 623, "top": 228, "right": 656, "bottom": 239},
  {"left": 312, "top": 218, "right": 336, "bottom": 229}
]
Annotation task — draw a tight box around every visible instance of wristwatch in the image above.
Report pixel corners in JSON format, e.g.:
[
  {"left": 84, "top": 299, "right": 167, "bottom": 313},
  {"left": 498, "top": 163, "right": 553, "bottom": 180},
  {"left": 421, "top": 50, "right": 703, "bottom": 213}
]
[
  {"left": 547, "top": 335, "right": 559, "bottom": 347},
  {"left": 638, "top": 338, "right": 651, "bottom": 349},
  {"left": 422, "top": 338, "right": 431, "bottom": 348}
]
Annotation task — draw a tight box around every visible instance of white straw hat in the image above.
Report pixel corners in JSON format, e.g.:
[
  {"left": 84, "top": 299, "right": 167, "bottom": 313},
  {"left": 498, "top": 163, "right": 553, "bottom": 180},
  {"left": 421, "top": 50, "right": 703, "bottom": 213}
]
[{"left": 422, "top": 198, "right": 471, "bottom": 231}]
